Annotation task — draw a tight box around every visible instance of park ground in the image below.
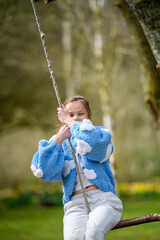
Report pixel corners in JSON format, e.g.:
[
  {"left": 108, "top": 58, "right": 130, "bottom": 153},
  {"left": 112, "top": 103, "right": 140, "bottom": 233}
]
[{"left": 0, "top": 196, "right": 160, "bottom": 240}]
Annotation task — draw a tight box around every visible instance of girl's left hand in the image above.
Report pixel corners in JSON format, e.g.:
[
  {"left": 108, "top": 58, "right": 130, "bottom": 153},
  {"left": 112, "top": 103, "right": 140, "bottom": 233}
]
[{"left": 54, "top": 124, "right": 71, "bottom": 145}]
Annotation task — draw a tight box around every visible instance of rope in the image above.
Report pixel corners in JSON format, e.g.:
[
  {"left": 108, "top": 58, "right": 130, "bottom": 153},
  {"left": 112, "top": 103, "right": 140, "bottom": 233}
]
[{"left": 30, "top": 0, "right": 90, "bottom": 214}]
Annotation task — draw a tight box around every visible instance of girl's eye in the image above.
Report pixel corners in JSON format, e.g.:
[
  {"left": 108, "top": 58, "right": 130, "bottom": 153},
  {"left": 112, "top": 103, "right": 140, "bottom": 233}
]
[
  {"left": 78, "top": 113, "right": 84, "bottom": 116},
  {"left": 70, "top": 113, "right": 74, "bottom": 117}
]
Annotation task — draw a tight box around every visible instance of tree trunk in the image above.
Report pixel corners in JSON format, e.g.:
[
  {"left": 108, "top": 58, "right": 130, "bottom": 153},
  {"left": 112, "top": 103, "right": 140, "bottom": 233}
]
[
  {"left": 125, "top": 0, "right": 160, "bottom": 67},
  {"left": 117, "top": 0, "right": 160, "bottom": 148},
  {"left": 89, "top": 0, "right": 111, "bottom": 128},
  {"left": 62, "top": 19, "right": 75, "bottom": 98},
  {"left": 88, "top": 0, "right": 120, "bottom": 182},
  {"left": 34, "top": 0, "right": 55, "bottom": 4}
]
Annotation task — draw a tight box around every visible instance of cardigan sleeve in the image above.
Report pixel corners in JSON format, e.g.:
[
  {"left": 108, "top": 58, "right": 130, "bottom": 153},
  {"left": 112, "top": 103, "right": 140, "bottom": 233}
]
[
  {"left": 31, "top": 139, "right": 64, "bottom": 182},
  {"left": 70, "top": 119, "right": 113, "bottom": 162}
]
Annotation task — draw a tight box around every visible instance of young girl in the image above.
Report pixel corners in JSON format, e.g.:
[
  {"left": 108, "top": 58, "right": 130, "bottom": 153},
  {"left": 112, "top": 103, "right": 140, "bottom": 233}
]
[{"left": 31, "top": 96, "right": 123, "bottom": 240}]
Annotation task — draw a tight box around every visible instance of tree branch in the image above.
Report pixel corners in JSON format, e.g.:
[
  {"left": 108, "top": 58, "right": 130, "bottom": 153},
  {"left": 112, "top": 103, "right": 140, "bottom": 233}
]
[{"left": 112, "top": 213, "right": 160, "bottom": 230}]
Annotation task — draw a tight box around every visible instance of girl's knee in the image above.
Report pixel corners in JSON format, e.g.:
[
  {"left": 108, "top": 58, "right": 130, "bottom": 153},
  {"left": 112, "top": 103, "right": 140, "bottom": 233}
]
[
  {"left": 85, "top": 228, "right": 105, "bottom": 240},
  {"left": 64, "top": 229, "right": 85, "bottom": 240}
]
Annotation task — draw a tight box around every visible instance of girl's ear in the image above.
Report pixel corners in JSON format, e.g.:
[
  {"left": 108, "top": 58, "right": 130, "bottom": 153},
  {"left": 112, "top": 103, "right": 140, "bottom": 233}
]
[{"left": 89, "top": 111, "right": 92, "bottom": 119}]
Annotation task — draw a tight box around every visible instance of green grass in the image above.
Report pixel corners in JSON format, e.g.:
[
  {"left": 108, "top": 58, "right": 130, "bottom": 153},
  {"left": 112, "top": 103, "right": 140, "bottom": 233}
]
[
  {"left": 0, "top": 199, "right": 159, "bottom": 240},
  {"left": 0, "top": 206, "right": 63, "bottom": 240},
  {"left": 107, "top": 198, "right": 160, "bottom": 240}
]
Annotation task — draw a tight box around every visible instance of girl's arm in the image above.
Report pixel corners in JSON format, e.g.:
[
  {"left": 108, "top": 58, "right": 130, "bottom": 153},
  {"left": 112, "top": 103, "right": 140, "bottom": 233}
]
[
  {"left": 70, "top": 120, "right": 113, "bottom": 162},
  {"left": 31, "top": 139, "right": 64, "bottom": 182},
  {"left": 31, "top": 125, "right": 71, "bottom": 181}
]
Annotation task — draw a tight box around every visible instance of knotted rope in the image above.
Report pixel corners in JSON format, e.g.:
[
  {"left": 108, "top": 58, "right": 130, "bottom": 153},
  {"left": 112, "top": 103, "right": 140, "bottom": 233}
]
[{"left": 30, "top": 0, "right": 90, "bottom": 213}]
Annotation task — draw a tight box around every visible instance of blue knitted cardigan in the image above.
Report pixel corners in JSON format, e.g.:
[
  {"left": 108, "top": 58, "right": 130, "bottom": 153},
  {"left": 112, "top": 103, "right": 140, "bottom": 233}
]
[{"left": 31, "top": 119, "right": 116, "bottom": 204}]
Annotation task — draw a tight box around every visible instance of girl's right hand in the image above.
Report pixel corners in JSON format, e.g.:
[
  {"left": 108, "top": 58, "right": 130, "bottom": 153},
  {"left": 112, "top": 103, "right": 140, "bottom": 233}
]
[
  {"left": 54, "top": 125, "right": 71, "bottom": 145},
  {"left": 57, "top": 106, "right": 75, "bottom": 127}
]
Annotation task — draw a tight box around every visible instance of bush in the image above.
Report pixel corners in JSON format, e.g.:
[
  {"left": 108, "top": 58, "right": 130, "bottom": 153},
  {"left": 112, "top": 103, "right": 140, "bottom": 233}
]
[
  {"left": 40, "top": 192, "right": 63, "bottom": 207},
  {"left": 0, "top": 191, "right": 63, "bottom": 211}
]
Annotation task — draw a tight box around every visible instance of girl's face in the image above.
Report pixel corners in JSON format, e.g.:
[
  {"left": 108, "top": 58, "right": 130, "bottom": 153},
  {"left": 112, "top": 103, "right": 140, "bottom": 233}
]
[{"left": 65, "top": 101, "right": 91, "bottom": 122}]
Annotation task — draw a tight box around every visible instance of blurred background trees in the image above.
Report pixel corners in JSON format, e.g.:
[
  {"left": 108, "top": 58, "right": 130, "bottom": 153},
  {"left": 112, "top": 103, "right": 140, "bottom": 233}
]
[{"left": 0, "top": 0, "right": 159, "bottom": 189}]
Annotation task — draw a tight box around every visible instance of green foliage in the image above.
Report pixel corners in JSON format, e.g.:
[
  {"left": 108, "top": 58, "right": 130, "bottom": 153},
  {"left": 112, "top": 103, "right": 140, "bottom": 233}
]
[
  {"left": 0, "top": 191, "right": 63, "bottom": 212},
  {"left": 120, "top": 190, "right": 160, "bottom": 201},
  {"left": 40, "top": 192, "right": 63, "bottom": 207},
  {"left": 0, "top": 0, "right": 62, "bottom": 133},
  {"left": 0, "top": 192, "right": 33, "bottom": 210}
]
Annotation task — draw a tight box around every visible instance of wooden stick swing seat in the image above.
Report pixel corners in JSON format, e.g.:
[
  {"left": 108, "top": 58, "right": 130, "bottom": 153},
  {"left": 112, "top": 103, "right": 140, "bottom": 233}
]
[
  {"left": 113, "top": 213, "right": 160, "bottom": 230},
  {"left": 31, "top": 0, "right": 160, "bottom": 230}
]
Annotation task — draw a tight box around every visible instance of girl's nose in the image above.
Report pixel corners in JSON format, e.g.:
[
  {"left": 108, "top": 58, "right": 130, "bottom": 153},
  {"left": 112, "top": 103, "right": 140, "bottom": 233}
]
[{"left": 73, "top": 115, "right": 78, "bottom": 121}]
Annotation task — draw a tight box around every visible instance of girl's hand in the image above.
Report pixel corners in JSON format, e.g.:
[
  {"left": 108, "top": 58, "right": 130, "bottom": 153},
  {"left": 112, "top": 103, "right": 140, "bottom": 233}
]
[
  {"left": 54, "top": 125, "right": 71, "bottom": 145},
  {"left": 57, "top": 106, "right": 75, "bottom": 127}
]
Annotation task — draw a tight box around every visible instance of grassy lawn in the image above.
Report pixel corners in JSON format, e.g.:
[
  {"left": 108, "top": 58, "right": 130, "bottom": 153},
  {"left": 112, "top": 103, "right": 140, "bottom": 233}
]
[
  {"left": 0, "top": 198, "right": 159, "bottom": 240},
  {"left": 107, "top": 198, "right": 160, "bottom": 240}
]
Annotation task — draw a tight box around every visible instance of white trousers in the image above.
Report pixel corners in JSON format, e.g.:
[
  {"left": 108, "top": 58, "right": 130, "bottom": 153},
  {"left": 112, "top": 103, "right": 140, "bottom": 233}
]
[{"left": 63, "top": 190, "right": 123, "bottom": 240}]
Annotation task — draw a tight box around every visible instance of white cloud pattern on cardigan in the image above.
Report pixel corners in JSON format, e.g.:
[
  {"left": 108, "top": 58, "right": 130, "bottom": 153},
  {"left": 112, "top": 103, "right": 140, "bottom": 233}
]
[
  {"left": 101, "top": 128, "right": 111, "bottom": 134},
  {"left": 80, "top": 119, "right": 96, "bottom": 131},
  {"left": 31, "top": 166, "right": 43, "bottom": 178},
  {"left": 63, "top": 160, "right": 75, "bottom": 177},
  {"left": 99, "top": 143, "right": 112, "bottom": 163},
  {"left": 76, "top": 139, "right": 92, "bottom": 155}
]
